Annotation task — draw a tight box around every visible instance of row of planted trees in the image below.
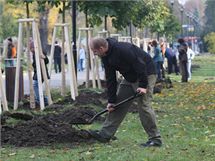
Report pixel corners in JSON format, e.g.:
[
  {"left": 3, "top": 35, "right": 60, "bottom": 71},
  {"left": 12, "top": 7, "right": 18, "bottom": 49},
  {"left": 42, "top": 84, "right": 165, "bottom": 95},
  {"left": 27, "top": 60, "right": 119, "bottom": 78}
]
[
  {"left": 1, "top": 0, "right": 181, "bottom": 48},
  {"left": 0, "top": 0, "right": 182, "bottom": 112}
]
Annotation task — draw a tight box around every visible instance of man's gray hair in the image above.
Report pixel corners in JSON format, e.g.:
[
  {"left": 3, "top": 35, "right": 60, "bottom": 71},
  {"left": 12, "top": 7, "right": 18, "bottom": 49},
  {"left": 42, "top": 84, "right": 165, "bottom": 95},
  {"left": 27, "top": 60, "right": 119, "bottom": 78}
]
[{"left": 90, "top": 37, "right": 108, "bottom": 49}]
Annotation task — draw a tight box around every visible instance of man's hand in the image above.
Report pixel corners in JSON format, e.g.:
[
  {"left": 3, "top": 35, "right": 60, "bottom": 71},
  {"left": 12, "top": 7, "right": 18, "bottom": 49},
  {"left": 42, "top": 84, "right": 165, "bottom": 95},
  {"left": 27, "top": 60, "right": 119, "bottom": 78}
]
[
  {"left": 136, "top": 87, "right": 147, "bottom": 95},
  {"left": 107, "top": 103, "right": 115, "bottom": 113}
]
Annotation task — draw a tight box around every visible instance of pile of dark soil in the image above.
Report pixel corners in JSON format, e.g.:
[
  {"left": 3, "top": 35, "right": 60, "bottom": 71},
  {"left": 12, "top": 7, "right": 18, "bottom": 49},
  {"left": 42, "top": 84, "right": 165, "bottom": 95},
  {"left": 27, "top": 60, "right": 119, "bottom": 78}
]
[
  {"left": 18, "top": 90, "right": 107, "bottom": 113},
  {"left": 79, "top": 80, "right": 107, "bottom": 89},
  {"left": 75, "top": 90, "right": 107, "bottom": 105},
  {"left": 1, "top": 107, "right": 102, "bottom": 147},
  {"left": 154, "top": 77, "right": 173, "bottom": 94},
  {"left": 2, "top": 120, "right": 91, "bottom": 147}
]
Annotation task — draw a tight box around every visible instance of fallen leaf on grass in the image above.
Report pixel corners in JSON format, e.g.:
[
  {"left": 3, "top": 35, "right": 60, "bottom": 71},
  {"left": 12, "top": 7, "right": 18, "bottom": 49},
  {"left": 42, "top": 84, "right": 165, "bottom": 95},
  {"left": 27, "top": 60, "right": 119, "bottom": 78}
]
[
  {"left": 184, "top": 116, "right": 192, "bottom": 121},
  {"left": 196, "top": 105, "right": 206, "bottom": 110},
  {"left": 209, "top": 134, "right": 215, "bottom": 137},
  {"left": 29, "top": 154, "right": 35, "bottom": 159},
  {"left": 205, "top": 130, "right": 211, "bottom": 134},
  {"left": 8, "top": 153, "right": 16, "bottom": 156},
  {"left": 86, "top": 151, "right": 92, "bottom": 155},
  {"left": 50, "top": 150, "right": 56, "bottom": 153},
  {"left": 209, "top": 117, "right": 215, "bottom": 120}
]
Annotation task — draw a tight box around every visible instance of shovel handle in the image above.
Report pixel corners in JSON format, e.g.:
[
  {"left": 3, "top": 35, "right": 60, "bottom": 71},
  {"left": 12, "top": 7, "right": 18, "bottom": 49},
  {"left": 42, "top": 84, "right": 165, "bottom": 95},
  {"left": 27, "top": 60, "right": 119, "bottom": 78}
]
[
  {"left": 88, "top": 92, "right": 142, "bottom": 123},
  {"left": 113, "top": 91, "right": 142, "bottom": 110},
  {"left": 88, "top": 108, "right": 108, "bottom": 123}
]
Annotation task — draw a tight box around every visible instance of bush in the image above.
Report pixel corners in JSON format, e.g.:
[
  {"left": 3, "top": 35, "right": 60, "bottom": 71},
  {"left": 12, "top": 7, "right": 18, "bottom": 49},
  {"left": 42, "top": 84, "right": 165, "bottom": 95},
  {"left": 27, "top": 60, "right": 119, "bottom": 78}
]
[{"left": 204, "top": 32, "right": 215, "bottom": 54}]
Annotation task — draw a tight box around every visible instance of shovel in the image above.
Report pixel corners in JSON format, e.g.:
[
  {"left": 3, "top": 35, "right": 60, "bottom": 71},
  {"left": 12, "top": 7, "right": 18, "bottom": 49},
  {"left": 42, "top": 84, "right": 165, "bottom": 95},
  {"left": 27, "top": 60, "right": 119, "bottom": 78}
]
[{"left": 72, "top": 92, "right": 142, "bottom": 125}]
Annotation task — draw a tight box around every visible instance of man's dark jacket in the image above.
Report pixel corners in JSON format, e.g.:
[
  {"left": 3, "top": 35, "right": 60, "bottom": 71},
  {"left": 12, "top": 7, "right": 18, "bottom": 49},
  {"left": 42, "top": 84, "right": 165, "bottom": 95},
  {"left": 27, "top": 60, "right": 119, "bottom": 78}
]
[
  {"left": 102, "top": 38, "right": 156, "bottom": 103},
  {"left": 178, "top": 42, "right": 188, "bottom": 63},
  {"left": 54, "top": 45, "right": 61, "bottom": 59}
]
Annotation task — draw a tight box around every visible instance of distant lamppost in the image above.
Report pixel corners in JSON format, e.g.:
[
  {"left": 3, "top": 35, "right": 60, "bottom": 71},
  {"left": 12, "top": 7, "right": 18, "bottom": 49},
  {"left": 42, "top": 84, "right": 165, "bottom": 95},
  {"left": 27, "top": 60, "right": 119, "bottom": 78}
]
[
  {"left": 189, "top": 14, "right": 193, "bottom": 37},
  {"left": 190, "top": 15, "right": 195, "bottom": 37},
  {"left": 170, "top": 0, "right": 175, "bottom": 44},
  {"left": 180, "top": 5, "right": 184, "bottom": 37},
  {"left": 171, "top": 0, "right": 174, "bottom": 10},
  {"left": 186, "top": 13, "right": 189, "bottom": 37},
  {"left": 71, "top": 0, "right": 77, "bottom": 75}
]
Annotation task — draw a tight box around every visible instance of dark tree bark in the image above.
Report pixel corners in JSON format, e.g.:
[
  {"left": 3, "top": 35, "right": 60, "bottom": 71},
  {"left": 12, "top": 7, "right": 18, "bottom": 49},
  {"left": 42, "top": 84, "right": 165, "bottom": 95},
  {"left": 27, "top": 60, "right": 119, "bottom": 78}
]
[{"left": 39, "top": 8, "right": 49, "bottom": 53}]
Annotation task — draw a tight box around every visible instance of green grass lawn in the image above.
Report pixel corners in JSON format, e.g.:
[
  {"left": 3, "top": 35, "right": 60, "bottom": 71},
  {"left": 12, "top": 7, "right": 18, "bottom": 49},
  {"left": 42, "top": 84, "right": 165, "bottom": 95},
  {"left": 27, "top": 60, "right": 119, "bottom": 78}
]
[{"left": 1, "top": 54, "right": 215, "bottom": 161}]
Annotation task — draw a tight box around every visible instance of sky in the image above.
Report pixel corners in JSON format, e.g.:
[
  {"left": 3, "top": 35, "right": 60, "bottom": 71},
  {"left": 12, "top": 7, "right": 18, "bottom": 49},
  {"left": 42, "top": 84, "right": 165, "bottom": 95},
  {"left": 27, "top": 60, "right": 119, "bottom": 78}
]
[{"left": 178, "top": 0, "right": 188, "bottom": 5}]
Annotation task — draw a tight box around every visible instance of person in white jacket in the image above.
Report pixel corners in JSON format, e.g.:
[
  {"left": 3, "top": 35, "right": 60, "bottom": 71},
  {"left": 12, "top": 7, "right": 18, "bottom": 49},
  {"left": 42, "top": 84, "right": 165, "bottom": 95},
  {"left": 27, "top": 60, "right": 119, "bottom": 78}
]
[{"left": 187, "top": 43, "right": 195, "bottom": 81}]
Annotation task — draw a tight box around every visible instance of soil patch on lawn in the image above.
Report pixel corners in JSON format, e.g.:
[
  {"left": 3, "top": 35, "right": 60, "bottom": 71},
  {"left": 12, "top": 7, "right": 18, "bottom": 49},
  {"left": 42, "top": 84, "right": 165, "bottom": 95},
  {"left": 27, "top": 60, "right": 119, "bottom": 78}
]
[{"left": 1, "top": 107, "right": 102, "bottom": 147}]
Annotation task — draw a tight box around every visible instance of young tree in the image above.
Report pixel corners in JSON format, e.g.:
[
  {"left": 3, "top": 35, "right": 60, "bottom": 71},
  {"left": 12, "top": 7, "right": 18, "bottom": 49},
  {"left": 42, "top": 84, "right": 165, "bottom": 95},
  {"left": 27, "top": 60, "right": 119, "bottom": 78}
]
[
  {"left": 204, "top": 0, "right": 215, "bottom": 33},
  {"left": 204, "top": 32, "right": 215, "bottom": 54},
  {"left": 160, "top": 14, "right": 181, "bottom": 41}
]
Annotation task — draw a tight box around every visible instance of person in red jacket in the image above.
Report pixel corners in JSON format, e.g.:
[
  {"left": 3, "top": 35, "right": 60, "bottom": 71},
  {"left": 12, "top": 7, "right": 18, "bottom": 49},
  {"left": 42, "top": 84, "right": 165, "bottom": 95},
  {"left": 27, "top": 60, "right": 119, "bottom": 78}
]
[
  {"left": 88, "top": 37, "right": 162, "bottom": 147},
  {"left": 7, "top": 38, "right": 16, "bottom": 58}
]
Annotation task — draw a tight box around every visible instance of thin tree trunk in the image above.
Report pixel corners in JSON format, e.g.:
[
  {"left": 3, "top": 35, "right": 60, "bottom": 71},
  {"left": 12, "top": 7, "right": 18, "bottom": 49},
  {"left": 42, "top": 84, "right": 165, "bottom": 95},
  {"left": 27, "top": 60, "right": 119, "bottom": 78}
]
[
  {"left": 104, "top": 15, "right": 107, "bottom": 31},
  {"left": 85, "top": 9, "right": 90, "bottom": 88},
  {"left": 61, "top": 1, "right": 66, "bottom": 96},
  {"left": 26, "top": 2, "right": 35, "bottom": 109},
  {"left": 39, "top": 7, "right": 49, "bottom": 52}
]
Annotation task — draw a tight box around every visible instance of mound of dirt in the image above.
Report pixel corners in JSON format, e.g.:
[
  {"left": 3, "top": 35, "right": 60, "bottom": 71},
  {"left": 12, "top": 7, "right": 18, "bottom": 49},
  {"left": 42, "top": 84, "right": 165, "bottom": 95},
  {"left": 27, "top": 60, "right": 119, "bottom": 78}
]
[
  {"left": 79, "top": 80, "right": 107, "bottom": 89},
  {"left": 19, "top": 90, "right": 107, "bottom": 112},
  {"left": 1, "top": 107, "right": 104, "bottom": 147},
  {"left": 75, "top": 90, "right": 107, "bottom": 106},
  {"left": 2, "top": 120, "right": 91, "bottom": 147}
]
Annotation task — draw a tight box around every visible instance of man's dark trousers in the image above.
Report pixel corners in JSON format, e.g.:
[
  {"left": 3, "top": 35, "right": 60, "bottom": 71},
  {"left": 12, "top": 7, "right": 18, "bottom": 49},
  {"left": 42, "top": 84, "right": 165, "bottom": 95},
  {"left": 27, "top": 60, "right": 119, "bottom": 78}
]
[{"left": 99, "top": 74, "right": 161, "bottom": 140}]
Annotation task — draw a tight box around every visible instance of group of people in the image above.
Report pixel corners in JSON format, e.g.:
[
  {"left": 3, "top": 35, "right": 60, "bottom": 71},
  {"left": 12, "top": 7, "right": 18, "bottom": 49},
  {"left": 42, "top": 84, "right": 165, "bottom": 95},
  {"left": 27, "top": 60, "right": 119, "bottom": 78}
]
[
  {"left": 5, "top": 36, "right": 195, "bottom": 148},
  {"left": 5, "top": 38, "right": 50, "bottom": 106},
  {"left": 147, "top": 38, "right": 195, "bottom": 82},
  {"left": 54, "top": 41, "right": 86, "bottom": 73},
  {"left": 178, "top": 38, "right": 195, "bottom": 82},
  {"left": 29, "top": 40, "right": 87, "bottom": 106},
  {"left": 28, "top": 39, "right": 87, "bottom": 106}
]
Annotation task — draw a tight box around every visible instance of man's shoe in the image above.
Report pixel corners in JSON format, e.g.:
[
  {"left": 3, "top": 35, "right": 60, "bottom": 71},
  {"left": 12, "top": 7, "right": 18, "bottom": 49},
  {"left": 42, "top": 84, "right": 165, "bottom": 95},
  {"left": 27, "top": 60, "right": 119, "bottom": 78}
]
[
  {"left": 88, "top": 130, "right": 110, "bottom": 143},
  {"left": 140, "top": 139, "right": 162, "bottom": 148}
]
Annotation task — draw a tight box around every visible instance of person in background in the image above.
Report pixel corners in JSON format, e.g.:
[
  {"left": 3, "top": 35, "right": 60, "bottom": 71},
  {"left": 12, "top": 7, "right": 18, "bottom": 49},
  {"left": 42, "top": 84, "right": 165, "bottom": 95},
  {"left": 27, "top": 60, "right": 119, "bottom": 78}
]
[
  {"left": 159, "top": 40, "right": 166, "bottom": 79},
  {"left": 147, "top": 41, "right": 153, "bottom": 56},
  {"left": 165, "top": 45, "right": 179, "bottom": 75},
  {"left": 170, "top": 44, "right": 179, "bottom": 75},
  {"left": 7, "top": 38, "right": 16, "bottom": 59},
  {"left": 78, "top": 44, "right": 86, "bottom": 71},
  {"left": 178, "top": 38, "right": 188, "bottom": 82},
  {"left": 152, "top": 40, "right": 164, "bottom": 81},
  {"left": 30, "top": 41, "right": 50, "bottom": 106},
  {"left": 54, "top": 41, "right": 62, "bottom": 73},
  {"left": 187, "top": 42, "right": 195, "bottom": 81},
  {"left": 88, "top": 37, "right": 162, "bottom": 148},
  {"left": 6, "top": 37, "right": 17, "bottom": 66}
]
